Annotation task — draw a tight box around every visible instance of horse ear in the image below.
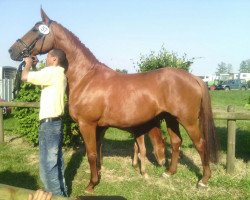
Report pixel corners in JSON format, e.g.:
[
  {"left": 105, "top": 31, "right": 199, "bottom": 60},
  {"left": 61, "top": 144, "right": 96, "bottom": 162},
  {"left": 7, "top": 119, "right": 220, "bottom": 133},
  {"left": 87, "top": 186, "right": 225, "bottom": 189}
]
[{"left": 40, "top": 7, "right": 50, "bottom": 24}]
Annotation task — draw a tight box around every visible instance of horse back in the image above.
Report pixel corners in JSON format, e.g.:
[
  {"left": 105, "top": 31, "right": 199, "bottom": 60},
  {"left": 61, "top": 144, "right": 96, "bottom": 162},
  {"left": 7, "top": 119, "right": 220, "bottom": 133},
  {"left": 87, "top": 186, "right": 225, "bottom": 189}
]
[{"left": 70, "top": 66, "right": 202, "bottom": 127}]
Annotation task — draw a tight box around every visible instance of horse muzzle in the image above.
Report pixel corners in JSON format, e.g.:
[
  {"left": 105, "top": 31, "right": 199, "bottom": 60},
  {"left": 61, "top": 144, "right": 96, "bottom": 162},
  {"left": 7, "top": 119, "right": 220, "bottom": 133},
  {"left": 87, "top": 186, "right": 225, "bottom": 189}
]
[{"left": 8, "top": 47, "right": 23, "bottom": 61}]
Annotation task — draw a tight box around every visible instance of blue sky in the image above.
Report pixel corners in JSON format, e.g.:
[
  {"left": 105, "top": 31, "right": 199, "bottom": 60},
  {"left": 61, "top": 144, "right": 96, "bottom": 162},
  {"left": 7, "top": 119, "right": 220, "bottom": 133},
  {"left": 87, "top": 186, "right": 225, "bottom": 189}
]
[{"left": 1, "top": 0, "right": 250, "bottom": 75}]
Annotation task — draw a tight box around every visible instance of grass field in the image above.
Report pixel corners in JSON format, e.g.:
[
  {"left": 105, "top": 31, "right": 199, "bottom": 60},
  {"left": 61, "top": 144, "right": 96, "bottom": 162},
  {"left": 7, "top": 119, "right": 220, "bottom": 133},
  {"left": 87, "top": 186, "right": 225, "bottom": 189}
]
[{"left": 0, "top": 90, "right": 250, "bottom": 199}]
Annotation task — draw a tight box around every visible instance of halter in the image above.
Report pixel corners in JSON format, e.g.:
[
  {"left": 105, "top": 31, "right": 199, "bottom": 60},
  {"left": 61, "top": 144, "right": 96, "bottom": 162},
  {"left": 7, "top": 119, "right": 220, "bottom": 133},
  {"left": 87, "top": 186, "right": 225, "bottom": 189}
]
[
  {"left": 15, "top": 21, "right": 53, "bottom": 61},
  {"left": 13, "top": 21, "right": 53, "bottom": 97}
]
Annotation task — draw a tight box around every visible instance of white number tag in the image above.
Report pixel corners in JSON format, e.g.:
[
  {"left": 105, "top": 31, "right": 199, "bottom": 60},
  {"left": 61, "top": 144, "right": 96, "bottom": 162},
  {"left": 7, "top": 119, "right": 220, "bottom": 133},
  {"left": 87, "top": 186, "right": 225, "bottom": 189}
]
[{"left": 38, "top": 24, "right": 50, "bottom": 35}]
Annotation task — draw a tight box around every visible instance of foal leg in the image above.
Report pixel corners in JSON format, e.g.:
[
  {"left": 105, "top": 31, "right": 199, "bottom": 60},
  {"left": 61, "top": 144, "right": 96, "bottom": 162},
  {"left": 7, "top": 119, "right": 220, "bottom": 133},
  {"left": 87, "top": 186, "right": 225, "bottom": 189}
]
[
  {"left": 163, "top": 116, "right": 182, "bottom": 178},
  {"left": 135, "top": 134, "right": 149, "bottom": 178},
  {"left": 79, "top": 122, "right": 99, "bottom": 193},
  {"left": 184, "top": 123, "right": 211, "bottom": 188},
  {"left": 132, "top": 141, "right": 139, "bottom": 168}
]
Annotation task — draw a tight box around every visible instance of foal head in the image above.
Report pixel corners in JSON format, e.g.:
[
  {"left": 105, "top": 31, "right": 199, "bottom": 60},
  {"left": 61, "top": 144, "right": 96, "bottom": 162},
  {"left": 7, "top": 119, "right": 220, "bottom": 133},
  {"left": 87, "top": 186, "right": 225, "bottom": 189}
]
[
  {"left": 153, "top": 138, "right": 166, "bottom": 166},
  {"left": 149, "top": 127, "right": 166, "bottom": 166},
  {"left": 9, "top": 8, "right": 54, "bottom": 61}
]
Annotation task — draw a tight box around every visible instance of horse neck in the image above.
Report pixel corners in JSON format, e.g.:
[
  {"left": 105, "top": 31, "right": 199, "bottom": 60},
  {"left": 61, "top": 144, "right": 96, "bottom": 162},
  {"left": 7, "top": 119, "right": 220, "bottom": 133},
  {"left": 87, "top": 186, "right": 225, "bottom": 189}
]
[{"left": 51, "top": 23, "right": 99, "bottom": 85}]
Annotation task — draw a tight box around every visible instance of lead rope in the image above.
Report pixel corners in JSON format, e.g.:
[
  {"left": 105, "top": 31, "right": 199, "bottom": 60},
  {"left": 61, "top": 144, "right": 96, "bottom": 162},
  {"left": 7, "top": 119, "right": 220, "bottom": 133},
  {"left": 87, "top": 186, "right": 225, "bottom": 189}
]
[{"left": 13, "top": 61, "right": 26, "bottom": 98}]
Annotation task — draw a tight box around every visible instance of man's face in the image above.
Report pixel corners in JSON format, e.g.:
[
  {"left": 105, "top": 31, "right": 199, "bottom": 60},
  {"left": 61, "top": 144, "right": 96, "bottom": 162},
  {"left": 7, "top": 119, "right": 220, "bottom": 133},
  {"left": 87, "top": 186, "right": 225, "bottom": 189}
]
[{"left": 46, "top": 51, "right": 57, "bottom": 66}]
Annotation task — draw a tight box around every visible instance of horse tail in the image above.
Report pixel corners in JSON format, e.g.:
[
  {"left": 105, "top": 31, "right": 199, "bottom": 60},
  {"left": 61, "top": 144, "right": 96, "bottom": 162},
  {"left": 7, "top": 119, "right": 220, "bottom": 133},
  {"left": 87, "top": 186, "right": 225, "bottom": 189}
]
[{"left": 196, "top": 77, "right": 219, "bottom": 163}]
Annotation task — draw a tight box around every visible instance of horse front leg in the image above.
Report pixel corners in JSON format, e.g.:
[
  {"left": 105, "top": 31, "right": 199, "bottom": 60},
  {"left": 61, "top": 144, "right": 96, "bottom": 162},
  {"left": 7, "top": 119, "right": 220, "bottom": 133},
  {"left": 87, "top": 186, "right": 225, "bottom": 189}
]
[
  {"left": 79, "top": 122, "right": 99, "bottom": 193},
  {"left": 96, "top": 127, "right": 107, "bottom": 176}
]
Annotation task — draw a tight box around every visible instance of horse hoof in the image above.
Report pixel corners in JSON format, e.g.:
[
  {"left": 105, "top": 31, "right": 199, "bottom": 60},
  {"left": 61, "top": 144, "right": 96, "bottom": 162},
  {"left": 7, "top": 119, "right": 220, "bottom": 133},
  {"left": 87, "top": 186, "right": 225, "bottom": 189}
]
[
  {"left": 84, "top": 188, "right": 94, "bottom": 194},
  {"left": 143, "top": 173, "right": 149, "bottom": 179},
  {"left": 162, "top": 172, "right": 171, "bottom": 178},
  {"left": 84, "top": 185, "right": 94, "bottom": 194},
  {"left": 197, "top": 180, "right": 209, "bottom": 189},
  {"left": 132, "top": 163, "right": 139, "bottom": 169}
]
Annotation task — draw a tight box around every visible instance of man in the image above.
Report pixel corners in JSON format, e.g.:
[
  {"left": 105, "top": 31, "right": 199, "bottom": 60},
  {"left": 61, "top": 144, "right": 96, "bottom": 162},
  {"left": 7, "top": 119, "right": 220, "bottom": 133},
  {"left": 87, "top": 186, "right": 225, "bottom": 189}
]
[{"left": 22, "top": 49, "right": 68, "bottom": 197}]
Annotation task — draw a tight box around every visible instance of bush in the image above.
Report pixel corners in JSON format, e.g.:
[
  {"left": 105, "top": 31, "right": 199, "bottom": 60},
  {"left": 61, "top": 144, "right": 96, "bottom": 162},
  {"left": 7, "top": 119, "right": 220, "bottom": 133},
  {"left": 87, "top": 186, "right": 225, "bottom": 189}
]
[
  {"left": 13, "top": 64, "right": 80, "bottom": 146},
  {"left": 136, "top": 46, "right": 194, "bottom": 72},
  {"left": 247, "top": 80, "right": 250, "bottom": 88},
  {"left": 13, "top": 82, "right": 40, "bottom": 144}
]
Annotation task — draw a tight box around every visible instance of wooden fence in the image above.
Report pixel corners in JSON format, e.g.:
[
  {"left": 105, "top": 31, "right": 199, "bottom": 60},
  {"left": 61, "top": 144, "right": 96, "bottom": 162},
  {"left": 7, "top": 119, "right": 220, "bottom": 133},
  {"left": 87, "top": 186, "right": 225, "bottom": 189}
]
[{"left": 0, "top": 102, "right": 249, "bottom": 174}]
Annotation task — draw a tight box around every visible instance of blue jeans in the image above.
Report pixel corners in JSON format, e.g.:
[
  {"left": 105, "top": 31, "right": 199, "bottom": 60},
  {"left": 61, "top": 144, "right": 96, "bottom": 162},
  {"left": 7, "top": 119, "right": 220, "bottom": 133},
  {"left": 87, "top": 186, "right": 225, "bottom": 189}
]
[{"left": 39, "top": 119, "right": 68, "bottom": 196}]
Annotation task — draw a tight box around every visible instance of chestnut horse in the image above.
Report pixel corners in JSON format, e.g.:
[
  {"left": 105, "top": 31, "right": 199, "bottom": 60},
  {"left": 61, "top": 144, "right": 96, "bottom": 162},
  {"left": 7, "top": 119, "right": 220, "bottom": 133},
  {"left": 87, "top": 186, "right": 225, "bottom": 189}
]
[{"left": 9, "top": 9, "right": 219, "bottom": 193}]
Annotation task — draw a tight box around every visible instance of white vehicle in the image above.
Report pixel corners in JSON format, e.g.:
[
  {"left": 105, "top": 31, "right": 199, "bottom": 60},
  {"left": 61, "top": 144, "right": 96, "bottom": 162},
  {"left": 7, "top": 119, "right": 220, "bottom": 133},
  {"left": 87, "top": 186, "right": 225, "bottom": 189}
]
[{"left": 234, "top": 73, "right": 250, "bottom": 82}]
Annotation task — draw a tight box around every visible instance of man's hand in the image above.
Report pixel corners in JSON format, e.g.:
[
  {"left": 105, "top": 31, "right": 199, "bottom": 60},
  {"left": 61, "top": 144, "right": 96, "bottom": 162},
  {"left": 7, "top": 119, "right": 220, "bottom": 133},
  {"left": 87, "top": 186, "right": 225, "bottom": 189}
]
[
  {"left": 23, "top": 57, "right": 34, "bottom": 68},
  {"left": 28, "top": 189, "right": 52, "bottom": 200},
  {"left": 24, "top": 56, "right": 38, "bottom": 68},
  {"left": 21, "top": 56, "right": 38, "bottom": 81},
  {"left": 31, "top": 56, "right": 39, "bottom": 70}
]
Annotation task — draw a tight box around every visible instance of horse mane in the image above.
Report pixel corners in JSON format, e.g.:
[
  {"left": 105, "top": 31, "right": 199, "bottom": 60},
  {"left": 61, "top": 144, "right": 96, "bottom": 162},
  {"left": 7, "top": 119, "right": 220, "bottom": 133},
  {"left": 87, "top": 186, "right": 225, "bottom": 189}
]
[
  {"left": 54, "top": 21, "right": 118, "bottom": 73},
  {"left": 54, "top": 21, "right": 99, "bottom": 63}
]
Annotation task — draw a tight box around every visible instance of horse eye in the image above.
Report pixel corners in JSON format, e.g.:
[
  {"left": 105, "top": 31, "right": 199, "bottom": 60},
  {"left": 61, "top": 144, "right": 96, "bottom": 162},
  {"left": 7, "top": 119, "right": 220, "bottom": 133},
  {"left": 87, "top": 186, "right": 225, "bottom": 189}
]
[{"left": 32, "top": 28, "right": 38, "bottom": 32}]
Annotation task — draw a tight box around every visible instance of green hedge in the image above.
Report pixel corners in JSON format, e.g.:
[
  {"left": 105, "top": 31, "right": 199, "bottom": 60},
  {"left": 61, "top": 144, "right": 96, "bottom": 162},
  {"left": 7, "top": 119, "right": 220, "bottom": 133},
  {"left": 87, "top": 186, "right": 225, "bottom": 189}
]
[{"left": 13, "top": 81, "right": 80, "bottom": 146}]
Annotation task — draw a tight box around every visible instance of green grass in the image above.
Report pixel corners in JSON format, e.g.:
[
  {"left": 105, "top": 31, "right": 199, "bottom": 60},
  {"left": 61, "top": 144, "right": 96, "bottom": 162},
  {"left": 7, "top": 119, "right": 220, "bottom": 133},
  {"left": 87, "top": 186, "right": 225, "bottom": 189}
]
[
  {"left": 210, "top": 90, "right": 250, "bottom": 111},
  {"left": 0, "top": 90, "right": 250, "bottom": 199}
]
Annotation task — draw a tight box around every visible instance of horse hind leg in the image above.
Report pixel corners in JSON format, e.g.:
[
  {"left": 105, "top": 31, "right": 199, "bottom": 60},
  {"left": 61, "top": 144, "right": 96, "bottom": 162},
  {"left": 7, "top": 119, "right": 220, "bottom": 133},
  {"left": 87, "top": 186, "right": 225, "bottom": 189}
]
[
  {"left": 163, "top": 115, "right": 182, "bottom": 178},
  {"left": 184, "top": 123, "right": 211, "bottom": 188}
]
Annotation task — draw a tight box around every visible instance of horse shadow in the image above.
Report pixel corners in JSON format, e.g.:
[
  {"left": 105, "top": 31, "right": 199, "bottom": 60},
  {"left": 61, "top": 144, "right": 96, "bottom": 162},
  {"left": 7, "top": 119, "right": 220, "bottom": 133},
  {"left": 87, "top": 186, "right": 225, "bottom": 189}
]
[
  {"left": 0, "top": 170, "right": 39, "bottom": 190},
  {"left": 216, "top": 127, "right": 250, "bottom": 162},
  {"left": 65, "top": 125, "right": 250, "bottom": 196},
  {"left": 101, "top": 134, "right": 164, "bottom": 166},
  {"left": 76, "top": 196, "right": 126, "bottom": 200},
  {"left": 64, "top": 133, "right": 163, "bottom": 196}
]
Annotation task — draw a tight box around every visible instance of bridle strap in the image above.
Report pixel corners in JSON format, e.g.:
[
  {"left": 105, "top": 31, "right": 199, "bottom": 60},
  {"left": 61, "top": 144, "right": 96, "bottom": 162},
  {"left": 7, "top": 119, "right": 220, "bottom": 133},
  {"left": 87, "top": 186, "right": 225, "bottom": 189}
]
[{"left": 15, "top": 20, "right": 53, "bottom": 60}]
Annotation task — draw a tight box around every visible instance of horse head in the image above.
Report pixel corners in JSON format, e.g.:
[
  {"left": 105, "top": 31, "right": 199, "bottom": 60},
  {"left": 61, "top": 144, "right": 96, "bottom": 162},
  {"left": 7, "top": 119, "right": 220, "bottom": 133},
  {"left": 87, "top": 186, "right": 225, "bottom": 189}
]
[{"left": 9, "top": 8, "right": 55, "bottom": 61}]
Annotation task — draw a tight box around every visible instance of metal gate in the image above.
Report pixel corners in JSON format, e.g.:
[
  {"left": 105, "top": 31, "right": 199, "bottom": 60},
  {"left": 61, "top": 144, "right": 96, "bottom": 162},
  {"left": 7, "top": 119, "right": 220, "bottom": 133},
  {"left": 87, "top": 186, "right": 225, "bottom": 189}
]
[{"left": 0, "top": 79, "right": 15, "bottom": 101}]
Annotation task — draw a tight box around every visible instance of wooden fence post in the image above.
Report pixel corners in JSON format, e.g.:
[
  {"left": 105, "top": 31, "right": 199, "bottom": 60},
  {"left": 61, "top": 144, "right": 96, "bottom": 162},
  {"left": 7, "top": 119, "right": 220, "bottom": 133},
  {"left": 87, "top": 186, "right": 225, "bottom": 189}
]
[
  {"left": 226, "top": 105, "right": 236, "bottom": 173},
  {"left": 0, "top": 108, "right": 4, "bottom": 144}
]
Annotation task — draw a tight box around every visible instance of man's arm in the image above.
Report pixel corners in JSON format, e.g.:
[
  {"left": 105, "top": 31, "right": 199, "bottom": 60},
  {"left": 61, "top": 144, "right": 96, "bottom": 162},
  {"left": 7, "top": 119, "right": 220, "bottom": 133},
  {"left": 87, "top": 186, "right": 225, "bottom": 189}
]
[
  {"left": 21, "top": 56, "right": 38, "bottom": 81},
  {"left": 28, "top": 189, "right": 52, "bottom": 200}
]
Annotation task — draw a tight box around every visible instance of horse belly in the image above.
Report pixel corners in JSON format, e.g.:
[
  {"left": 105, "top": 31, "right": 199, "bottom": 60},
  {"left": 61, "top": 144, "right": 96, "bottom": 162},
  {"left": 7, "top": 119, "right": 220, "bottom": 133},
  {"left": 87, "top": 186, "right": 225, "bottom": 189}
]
[{"left": 98, "top": 98, "right": 159, "bottom": 128}]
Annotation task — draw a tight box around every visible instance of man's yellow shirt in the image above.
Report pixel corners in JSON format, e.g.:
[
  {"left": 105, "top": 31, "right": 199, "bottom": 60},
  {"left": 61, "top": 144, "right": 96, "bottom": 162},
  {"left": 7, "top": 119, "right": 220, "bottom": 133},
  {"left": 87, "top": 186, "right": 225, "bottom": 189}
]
[{"left": 27, "top": 66, "right": 66, "bottom": 120}]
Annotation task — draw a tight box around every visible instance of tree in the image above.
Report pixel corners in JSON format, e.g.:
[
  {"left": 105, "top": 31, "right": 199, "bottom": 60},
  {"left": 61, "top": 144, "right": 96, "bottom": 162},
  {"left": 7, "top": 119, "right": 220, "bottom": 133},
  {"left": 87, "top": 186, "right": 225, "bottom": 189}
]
[
  {"left": 116, "top": 69, "right": 128, "bottom": 74},
  {"left": 136, "top": 46, "right": 194, "bottom": 72},
  {"left": 216, "top": 62, "right": 233, "bottom": 75},
  {"left": 239, "top": 59, "right": 250, "bottom": 73}
]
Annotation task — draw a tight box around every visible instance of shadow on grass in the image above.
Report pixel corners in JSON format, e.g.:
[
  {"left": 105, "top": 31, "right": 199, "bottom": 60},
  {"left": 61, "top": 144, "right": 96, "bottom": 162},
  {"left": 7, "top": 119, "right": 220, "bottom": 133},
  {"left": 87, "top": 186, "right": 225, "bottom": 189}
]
[
  {"left": 76, "top": 196, "right": 126, "bottom": 200},
  {"left": 180, "top": 151, "right": 202, "bottom": 179},
  {"left": 102, "top": 137, "right": 134, "bottom": 157},
  {"left": 102, "top": 135, "right": 163, "bottom": 167},
  {"left": 65, "top": 146, "right": 85, "bottom": 196},
  {"left": 0, "top": 170, "right": 39, "bottom": 190},
  {"left": 216, "top": 127, "right": 250, "bottom": 162}
]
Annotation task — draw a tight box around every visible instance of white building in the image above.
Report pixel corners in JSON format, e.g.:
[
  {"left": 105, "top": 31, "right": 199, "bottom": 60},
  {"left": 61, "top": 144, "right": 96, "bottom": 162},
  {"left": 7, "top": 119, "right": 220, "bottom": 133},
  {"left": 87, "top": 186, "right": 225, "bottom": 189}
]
[{"left": 0, "top": 66, "right": 17, "bottom": 101}]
